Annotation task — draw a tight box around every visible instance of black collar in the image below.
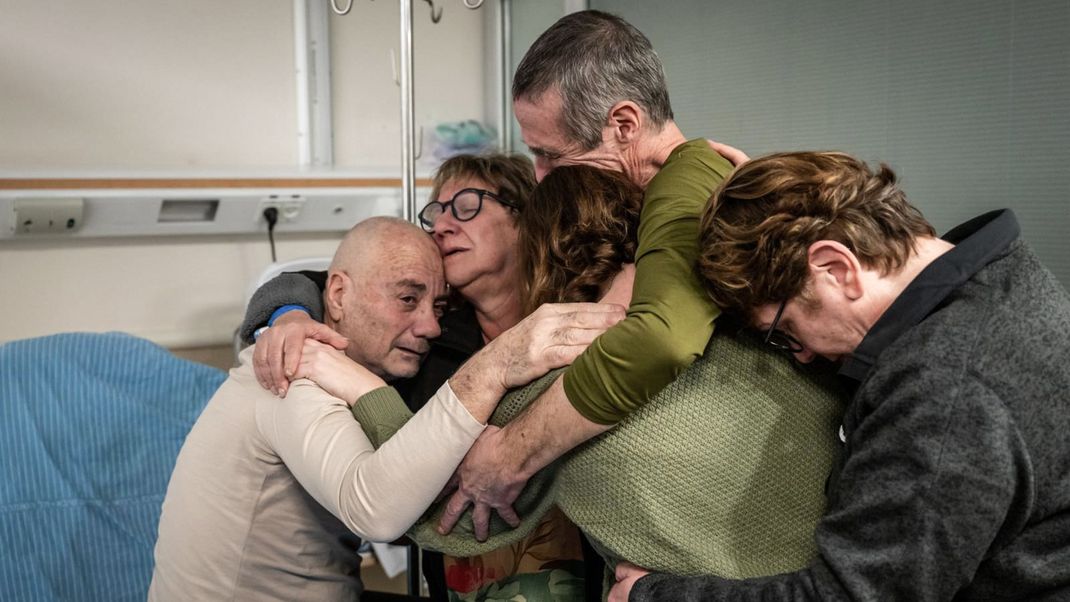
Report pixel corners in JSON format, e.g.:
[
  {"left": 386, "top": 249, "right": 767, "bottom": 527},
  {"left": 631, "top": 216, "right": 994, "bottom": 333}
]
[
  {"left": 434, "top": 303, "right": 484, "bottom": 356},
  {"left": 838, "top": 209, "right": 1020, "bottom": 382}
]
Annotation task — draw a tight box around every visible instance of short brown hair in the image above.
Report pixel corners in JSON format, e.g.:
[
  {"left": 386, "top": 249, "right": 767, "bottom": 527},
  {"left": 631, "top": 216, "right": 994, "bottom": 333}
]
[
  {"left": 519, "top": 165, "right": 643, "bottom": 316},
  {"left": 430, "top": 153, "right": 536, "bottom": 216},
  {"left": 697, "top": 151, "right": 936, "bottom": 315}
]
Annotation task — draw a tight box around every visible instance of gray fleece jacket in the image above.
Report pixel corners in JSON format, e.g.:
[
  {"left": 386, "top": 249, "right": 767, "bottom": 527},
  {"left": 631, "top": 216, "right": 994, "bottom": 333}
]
[{"left": 633, "top": 210, "right": 1070, "bottom": 601}]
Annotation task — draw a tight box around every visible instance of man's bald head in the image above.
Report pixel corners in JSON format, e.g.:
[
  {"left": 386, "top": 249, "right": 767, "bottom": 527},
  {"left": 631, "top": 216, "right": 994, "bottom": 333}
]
[
  {"left": 325, "top": 216, "right": 447, "bottom": 380},
  {"left": 330, "top": 216, "right": 439, "bottom": 280}
]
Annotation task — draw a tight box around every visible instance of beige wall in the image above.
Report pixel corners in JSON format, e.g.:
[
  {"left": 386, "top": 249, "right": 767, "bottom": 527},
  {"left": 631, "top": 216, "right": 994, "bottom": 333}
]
[
  {"left": 0, "top": 0, "right": 489, "bottom": 170},
  {"left": 0, "top": 1, "right": 298, "bottom": 170},
  {"left": 0, "top": 0, "right": 490, "bottom": 347},
  {"left": 331, "top": 0, "right": 489, "bottom": 168},
  {"left": 0, "top": 234, "right": 341, "bottom": 347}
]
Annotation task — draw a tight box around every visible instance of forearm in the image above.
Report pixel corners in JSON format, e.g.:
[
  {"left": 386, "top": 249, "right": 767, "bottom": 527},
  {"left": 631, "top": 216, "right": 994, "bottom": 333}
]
[
  {"left": 632, "top": 571, "right": 823, "bottom": 601},
  {"left": 342, "top": 382, "right": 484, "bottom": 540},
  {"left": 500, "top": 376, "right": 612, "bottom": 479},
  {"left": 270, "top": 380, "right": 483, "bottom": 542},
  {"left": 447, "top": 356, "right": 506, "bottom": 424},
  {"left": 239, "top": 271, "right": 325, "bottom": 342}
]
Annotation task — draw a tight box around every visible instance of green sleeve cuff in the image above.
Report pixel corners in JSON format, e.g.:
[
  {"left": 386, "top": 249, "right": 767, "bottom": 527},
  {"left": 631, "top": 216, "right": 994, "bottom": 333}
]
[
  {"left": 350, "top": 386, "right": 413, "bottom": 449},
  {"left": 562, "top": 370, "right": 620, "bottom": 425}
]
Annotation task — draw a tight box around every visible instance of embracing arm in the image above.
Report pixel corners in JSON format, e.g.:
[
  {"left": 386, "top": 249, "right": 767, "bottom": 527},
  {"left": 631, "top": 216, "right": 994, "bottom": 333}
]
[
  {"left": 438, "top": 141, "right": 733, "bottom": 535},
  {"left": 241, "top": 270, "right": 348, "bottom": 396},
  {"left": 622, "top": 369, "right": 1029, "bottom": 601},
  {"left": 510, "top": 141, "right": 734, "bottom": 464},
  {"left": 565, "top": 140, "right": 731, "bottom": 423},
  {"left": 258, "top": 377, "right": 484, "bottom": 542},
  {"left": 238, "top": 270, "right": 326, "bottom": 342}
]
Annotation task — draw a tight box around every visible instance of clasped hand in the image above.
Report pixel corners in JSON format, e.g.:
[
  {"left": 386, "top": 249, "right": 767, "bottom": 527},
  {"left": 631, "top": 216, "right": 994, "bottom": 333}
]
[
  {"left": 290, "top": 340, "right": 386, "bottom": 406},
  {"left": 439, "top": 302, "right": 625, "bottom": 541},
  {"left": 252, "top": 311, "right": 348, "bottom": 397}
]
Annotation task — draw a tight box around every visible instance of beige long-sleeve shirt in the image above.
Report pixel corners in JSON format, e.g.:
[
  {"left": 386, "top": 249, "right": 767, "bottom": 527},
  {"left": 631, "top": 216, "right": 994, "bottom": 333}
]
[{"left": 149, "top": 346, "right": 484, "bottom": 601}]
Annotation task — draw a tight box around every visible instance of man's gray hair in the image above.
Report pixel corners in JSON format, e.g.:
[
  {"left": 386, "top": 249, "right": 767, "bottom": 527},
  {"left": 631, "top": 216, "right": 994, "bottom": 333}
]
[{"left": 512, "top": 10, "right": 673, "bottom": 151}]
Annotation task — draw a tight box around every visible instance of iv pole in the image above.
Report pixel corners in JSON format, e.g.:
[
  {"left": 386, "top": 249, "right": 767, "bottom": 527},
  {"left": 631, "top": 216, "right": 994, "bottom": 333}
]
[
  {"left": 332, "top": 0, "right": 485, "bottom": 225},
  {"left": 398, "top": 0, "right": 416, "bottom": 222},
  {"left": 325, "top": 3, "right": 489, "bottom": 593}
]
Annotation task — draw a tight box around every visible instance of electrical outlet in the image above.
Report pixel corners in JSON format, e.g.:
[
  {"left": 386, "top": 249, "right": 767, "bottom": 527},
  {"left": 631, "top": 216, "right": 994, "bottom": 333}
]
[
  {"left": 258, "top": 195, "right": 305, "bottom": 223},
  {"left": 13, "top": 198, "right": 84, "bottom": 234}
]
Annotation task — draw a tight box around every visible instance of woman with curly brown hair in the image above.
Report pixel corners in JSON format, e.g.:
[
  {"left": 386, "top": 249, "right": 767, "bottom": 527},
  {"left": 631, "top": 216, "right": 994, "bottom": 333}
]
[{"left": 519, "top": 166, "right": 643, "bottom": 316}]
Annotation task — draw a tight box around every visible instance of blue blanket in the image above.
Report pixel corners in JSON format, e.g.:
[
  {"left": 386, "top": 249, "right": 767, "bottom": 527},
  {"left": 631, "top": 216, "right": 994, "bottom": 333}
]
[{"left": 0, "top": 332, "right": 226, "bottom": 601}]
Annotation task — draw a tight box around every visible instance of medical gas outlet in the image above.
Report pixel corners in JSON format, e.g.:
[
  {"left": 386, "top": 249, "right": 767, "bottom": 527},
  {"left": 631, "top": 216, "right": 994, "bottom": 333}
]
[
  {"left": 258, "top": 195, "right": 305, "bottom": 223},
  {"left": 12, "top": 198, "right": 84, "bottom": 235}
]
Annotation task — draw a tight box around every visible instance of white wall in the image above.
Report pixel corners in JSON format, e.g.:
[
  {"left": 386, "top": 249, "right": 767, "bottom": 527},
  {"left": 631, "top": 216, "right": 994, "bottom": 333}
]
[
  {"left": 331, "top": 0, "right": 488, "bottom": 168},
  {"left": 0, "top": 0, "right": 490, "bottom": 171},
  {"left": 0, "top": 1, "right": 299, "bottom": 170},
  {"left": 0, "top": 0, "right": 492, "bottom": 347},
  {"left": 0, "top": 234, "right": 341, "bottom": 347}
]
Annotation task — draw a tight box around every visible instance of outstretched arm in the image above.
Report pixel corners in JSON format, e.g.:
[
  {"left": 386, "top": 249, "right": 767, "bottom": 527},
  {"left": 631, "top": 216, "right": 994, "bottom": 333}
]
[{"left": 344, "top": 301, "right": 628, "bottom": 446}]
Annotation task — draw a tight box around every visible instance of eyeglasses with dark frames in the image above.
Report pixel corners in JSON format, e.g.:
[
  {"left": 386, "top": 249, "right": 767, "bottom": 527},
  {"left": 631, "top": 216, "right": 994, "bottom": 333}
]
[
  {"left": 764, "top": 300, "right": 804, "bottom": 354},
  {"left": 418, "top": 188, "right": 517, "bottom": 233}
]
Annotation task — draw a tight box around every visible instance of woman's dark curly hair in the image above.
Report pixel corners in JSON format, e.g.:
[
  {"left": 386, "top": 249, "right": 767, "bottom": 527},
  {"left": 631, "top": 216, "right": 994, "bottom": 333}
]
[{"left": 519, "top": 165, "right": 644, "bottom": 316}]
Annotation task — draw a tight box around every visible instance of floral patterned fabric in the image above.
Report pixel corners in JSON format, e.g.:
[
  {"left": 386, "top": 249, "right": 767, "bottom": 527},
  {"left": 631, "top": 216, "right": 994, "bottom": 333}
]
[{"left": 444, "top": 507, "right": 585, "bottom": 601}]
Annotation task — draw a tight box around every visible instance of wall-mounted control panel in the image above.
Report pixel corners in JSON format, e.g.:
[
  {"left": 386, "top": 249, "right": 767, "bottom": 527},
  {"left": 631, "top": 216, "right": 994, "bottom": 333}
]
[{"left": 0, "top": 187, "right": 426, "bottom": 240}]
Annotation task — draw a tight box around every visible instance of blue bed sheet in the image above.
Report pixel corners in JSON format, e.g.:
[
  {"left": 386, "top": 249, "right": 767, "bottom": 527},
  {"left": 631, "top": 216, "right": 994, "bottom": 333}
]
[{"left": 0, "top": 332, "right": 226, "bottom": 601}]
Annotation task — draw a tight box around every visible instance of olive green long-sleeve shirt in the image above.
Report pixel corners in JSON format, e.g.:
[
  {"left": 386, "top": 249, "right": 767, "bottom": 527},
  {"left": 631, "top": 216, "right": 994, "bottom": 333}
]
[{"left": 563, "top": 139, "right": 733, "bottom": 424}]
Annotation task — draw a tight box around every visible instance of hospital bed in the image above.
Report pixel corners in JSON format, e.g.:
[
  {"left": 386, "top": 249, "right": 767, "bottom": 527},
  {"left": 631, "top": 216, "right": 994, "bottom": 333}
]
[{"left": 0, "top": 332, "right": 226, "bottom": 601}]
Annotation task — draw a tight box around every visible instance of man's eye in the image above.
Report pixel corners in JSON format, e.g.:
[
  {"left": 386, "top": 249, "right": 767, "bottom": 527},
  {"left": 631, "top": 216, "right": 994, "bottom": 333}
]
[
  {"left": 531, "top": 148, "right": 559, "bottom": 161},
  {"left": 400, "top": 296, "right": 417, "bottom": 306}
]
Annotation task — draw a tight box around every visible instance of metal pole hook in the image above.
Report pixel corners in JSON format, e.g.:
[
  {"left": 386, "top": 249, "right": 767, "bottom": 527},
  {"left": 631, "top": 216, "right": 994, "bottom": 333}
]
[
  {"left": 330, "top": 0, "right": 354, "bottom": 15},
  {"left": 422, "top": 0, "right": 443, "bottom": 23}
]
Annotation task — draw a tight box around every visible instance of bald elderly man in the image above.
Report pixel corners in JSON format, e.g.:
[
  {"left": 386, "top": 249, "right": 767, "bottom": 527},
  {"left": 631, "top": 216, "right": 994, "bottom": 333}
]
[{"left": 149, "top": 217, "right": 621, "bottom": 601}]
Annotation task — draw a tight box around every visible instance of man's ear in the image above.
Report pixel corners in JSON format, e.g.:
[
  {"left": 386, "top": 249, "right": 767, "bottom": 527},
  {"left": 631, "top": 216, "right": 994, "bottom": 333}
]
[
  {"left": 606, "top": 100, "right": 643, "bottom": 145},
  {"left": 325, "top": 271, "right": 351, "bottom": 322},
  {"left": 807, "top": 240, "right": 864, "bottom": 300}
]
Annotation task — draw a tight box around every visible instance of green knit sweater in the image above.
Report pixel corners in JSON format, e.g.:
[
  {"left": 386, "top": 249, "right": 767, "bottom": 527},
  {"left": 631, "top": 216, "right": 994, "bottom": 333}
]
[{"left": 352, "top": 329, "right": 843, "bottom": 579}]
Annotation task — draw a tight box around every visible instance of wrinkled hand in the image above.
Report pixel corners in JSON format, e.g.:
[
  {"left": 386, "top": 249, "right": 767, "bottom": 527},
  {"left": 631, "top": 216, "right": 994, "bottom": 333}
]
[
  {"left": 291, "top": 339, "right": 385, "bottom": 406},
  {"left": 707, "top": 139, "right": 750, "bottom": 167},
  {"left": 439, "top": 302, "right": 625, "bottom": 541},
  {"left": 481, "top": 301, "right": 626, "bottom": 391},
  {"left": 253, "top": 310, "right": 347, "bottom": 397},
  {"left": 609, "top": 562, "right": 651, "bottom": 602},
  {"left": 437, "top": 425, "right": 523, "bottom": 541}
]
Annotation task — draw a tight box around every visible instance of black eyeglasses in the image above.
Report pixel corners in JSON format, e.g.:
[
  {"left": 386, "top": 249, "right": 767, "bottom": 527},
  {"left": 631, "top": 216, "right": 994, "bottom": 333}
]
[
  {"left": 764, "top": 300, "right": 804, "bottom": 354},
  {"left": 418, "top": 188, "right": 517, "bottom": 233}
]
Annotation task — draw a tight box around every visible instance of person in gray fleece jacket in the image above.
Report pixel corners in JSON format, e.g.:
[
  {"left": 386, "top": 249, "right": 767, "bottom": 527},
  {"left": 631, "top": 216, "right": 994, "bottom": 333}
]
[{"left": 610, "top": 151, "right": 1070, "bottom": 601}]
